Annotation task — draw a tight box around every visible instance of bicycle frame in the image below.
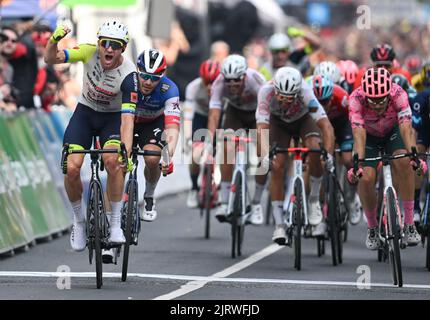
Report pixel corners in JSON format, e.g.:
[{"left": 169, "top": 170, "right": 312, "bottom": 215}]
[
  {"left": 379, "top": 162, "right": 404, "bottom": 243},
  {"left": 227, "top": 137, "right": 252, "bottom": 224},
  {"left": 286, "top": 150, "right": 309, "bottom": 227}
]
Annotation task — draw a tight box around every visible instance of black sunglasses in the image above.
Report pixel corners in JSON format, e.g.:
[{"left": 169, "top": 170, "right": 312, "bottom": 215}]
[
  {"left": 99, "top": 38, "right": 124, "bottom": 50},
  {"left": 225, "top": 76, "right": 244, "bottom": 83},
  {"left": 0, "top": 34, "right": 17, "bottom": 43}
]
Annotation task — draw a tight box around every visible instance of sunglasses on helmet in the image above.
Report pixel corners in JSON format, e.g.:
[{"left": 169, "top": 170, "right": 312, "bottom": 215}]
[
  {"left": 138, "top": 71, "right": 163, "bottom": 82},
  {"left": 99, "top": 38, "right": 124, "bottom": 50}
]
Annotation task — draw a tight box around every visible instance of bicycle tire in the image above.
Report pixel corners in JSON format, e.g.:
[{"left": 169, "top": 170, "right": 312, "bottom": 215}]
[
  {"left": 327, "top": 175, "right": 338, "bottom": 266},
  {"left": 293, "top": 179, "right": 303, "bottom": 270},
  {"left": 386, "top": 188, "right": 403, "bottom": 287},
  {"left": 122, "top": 179, "right": 137, "bottom": 282},
  {"left": 426, "top": 234, "right": 430, "bottom": 271},
  {"left": 204, "top": 165, "right": 212, "bottom": 239},
  {"left": 231, "top": 172, "right": 242, "bottom": 259},
  {"left": 91, "top": 181, "right": 103, "bottom": 289}
]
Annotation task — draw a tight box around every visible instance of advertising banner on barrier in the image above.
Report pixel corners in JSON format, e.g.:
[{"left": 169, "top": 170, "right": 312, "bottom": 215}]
[{"left": 16, "top": 112, "right": 71, "bottom": 233}]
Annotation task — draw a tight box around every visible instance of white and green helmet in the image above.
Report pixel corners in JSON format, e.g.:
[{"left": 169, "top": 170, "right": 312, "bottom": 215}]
[{"left": 97, "top": 20, "right": 130, "bottom": 44}]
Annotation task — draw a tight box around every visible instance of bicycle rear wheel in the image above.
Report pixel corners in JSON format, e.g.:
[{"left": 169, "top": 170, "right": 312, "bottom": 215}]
[
  {"left": 386, "top": 188, "right": 403, "bottom": 287},
  {"left": 231, "top": 172, "right": 243, "bottom": 259},
  {"left": 327, "top": 175, "right": 339, "bottom": 266},
  {"left": 122, "top": 179, "right": 138, "bottom": 282},
  {"left": 293, "top": 179, "right": 303, "bottom": 270},
  {"left": 204, "top": 165, "right": 212, "bottom": 239},
  {"left": 89, "top": 181, "right": 103, "bottom": 289}
]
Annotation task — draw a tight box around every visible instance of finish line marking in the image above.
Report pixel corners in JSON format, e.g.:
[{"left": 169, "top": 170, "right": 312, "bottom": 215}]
[{"left": 1, "top": 270, "right": 430, "bottom": 290}]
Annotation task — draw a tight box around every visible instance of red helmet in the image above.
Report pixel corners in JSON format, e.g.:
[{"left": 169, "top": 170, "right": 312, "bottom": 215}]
[
  {"left": 199, "top": 59, "right": 220, "bottom": 85},
  {"left": 361, "top": 67, "right": 392, "bottom": 98},
  {"left": 337, "top": 60, "right": 359, "bottom": 85},
  {"left": 405, "top": 55, "right": 422, "bottom": 74},
  {"left": 370, "top": 44, "right": 395, "bottom": 64}
]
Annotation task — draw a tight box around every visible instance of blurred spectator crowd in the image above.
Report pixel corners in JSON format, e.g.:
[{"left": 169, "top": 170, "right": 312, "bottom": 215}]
[{"left": 0, "top": 20, "right": 80, "bottom": 112}]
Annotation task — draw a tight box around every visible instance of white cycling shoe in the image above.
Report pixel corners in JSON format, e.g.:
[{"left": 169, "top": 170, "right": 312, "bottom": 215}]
[
  {"left": 249, "top": 204, "right": 264, "bottom": 225},
  {"left": 349, "top": 194, "right": 363, "bottom": 225},
  {"left": 141, "top": 197, "right": 157, "bottom": 222},
  {"left": 308, "top": 198, "right": 323, "bottom": 226},
  {"left": 70, "top": 221, "right": 86, "bottom": 252},
  {"left": 187, "top": 189, "right": 199, "bottom": 208}
]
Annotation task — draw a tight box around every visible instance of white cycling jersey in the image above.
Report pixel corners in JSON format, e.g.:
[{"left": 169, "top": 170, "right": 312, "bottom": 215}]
[
  {"left": 185, "top": 77, "right": 209, "bottom": 119},
  {"left": 209, "top": 68, "right": 266, "bottom": 111},
  {"left": 256, "top": 79, "right": 327, "bottom": 124}
]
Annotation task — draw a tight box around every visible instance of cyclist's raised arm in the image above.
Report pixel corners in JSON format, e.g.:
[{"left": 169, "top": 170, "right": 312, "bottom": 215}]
[{"left": 120, "top": 72, "right": 139, "bottom": 156}]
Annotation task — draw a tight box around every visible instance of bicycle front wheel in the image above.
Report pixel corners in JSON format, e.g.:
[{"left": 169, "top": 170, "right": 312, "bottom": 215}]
[
  {"left": 204, "top": 165, "right": 212, "bottom": 239},
  {"left": 231, "top": 172, "right": 243, "bottom": 259},
  {"left": 386, "top": 188, "right": 403, "bottom": 287},
  {"left": 122, "top": 179, "right": 138, "bottom": 282},
  {"left": 327, "top": 175, "right": 339, "bottom": 266},
  {"left": 293, "top": 179, "right": 303, "bottom": 270},
  {"left": 89, "top": 181, "right": 103, "bottom": 289}
]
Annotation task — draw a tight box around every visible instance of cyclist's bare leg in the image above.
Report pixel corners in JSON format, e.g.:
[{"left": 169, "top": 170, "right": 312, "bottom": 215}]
[
  {"left": 64, "top": 153, "right": 85, "bottom": 202},
  {"left": 271, "top": 153, "right": 287, "bottom": 226},
  {"left": 357, "top": 167, "right": 378, "bottom": 228},
  {"left": 413, "top": 144, "right": 427, "bottom": 214},
  {"left": 143, "top": 143, "right": 162, "bottom": 197},
  {"left": 103, "top": 150, "right": 125, "bottom": 203},
  {"left": 219, "top": 139, "right": 234, "bottom": 204},
  {"left": 189, "top": 142, "right": 204, "bottom": 191},
  {"left": 392, "top": 149, "right": 415, "bottom": 225},
  {"left": 304, "top": 136, "right": 323, "bottom": 200}
]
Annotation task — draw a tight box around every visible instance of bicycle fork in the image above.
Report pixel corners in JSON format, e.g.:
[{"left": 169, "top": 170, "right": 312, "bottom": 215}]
[
  {"left": 380, "top": 165, "right": 405, "bottom": 248},
  {"left": 286, "top": 157, "right": 309, "bottom": 227}
]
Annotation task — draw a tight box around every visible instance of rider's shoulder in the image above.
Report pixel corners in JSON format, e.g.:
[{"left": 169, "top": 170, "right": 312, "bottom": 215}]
[{"left": 157, "top": 77, "right": 179, "bottom": 96}]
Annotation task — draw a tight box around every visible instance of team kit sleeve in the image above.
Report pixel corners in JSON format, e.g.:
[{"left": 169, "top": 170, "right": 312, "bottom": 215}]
[
  {"left": 255, "top": 84, "right": 273, "bottom": 125},
  {"left": 208, "top": 74, "right": 224, "bottom": 110},
  {"left": 64, "top": 43, "right": 97, "bottom": 63},
  {"left": 394, "top": 86, "right": 412, "bottom": 124},
  {"left": 184, "top": 79, "right": 198, "bottom": 121},
  {"left": 120, "top": 71, "right": 139, "bottom": 115},
  {"left": 164, "top": 83, "right": 181, "bottom": 126},
  {"left": 348, "top": 91, "right": 365, "bottom": 129}
]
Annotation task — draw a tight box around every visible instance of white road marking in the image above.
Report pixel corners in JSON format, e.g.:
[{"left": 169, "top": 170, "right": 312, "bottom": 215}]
[
  {"left": 153, "top": 243, "right": 283, "bottom": 300},
  {"left": 2, "top": 243, "right": 430, "bottom": 296},
  {"left": 0, "top": 270, "right": 430, "bottom": 290}
]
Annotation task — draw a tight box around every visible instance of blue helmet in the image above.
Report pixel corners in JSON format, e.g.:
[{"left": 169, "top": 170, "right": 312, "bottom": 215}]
[{"left": 312, "top": 75, "right": 333, "bottom": 100}]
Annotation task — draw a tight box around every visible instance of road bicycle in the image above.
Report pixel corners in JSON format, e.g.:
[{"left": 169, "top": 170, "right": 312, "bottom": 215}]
[
  {"left": 269, "top": 137, "right": 324, "bottom": 270},
  {"left": 353, "top": 148, "right": 419, "bottom": 287},
  {"left": 120, "top": 134, "right": 163, "bottom": 282},
  {"left": 61, "top": 136, "right": 127, "bottom": 289}
]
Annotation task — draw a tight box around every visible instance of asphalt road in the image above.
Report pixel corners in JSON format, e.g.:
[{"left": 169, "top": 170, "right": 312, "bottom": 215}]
[{"left": 0, "top": 191, "right": 429, "bottom": 301}]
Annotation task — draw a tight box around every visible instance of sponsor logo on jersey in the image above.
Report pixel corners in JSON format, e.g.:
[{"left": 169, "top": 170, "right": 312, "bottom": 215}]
[
  {"left": 131, "top": 92, "right": 138, "bottom": 103},
  {"left": 161, "top": 83, "right": 170, "bottom": 93}
]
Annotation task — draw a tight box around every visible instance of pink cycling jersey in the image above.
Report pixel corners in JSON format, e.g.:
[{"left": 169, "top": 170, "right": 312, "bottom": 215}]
[{"left": 349, "top": 83, "right": 412, "bottom": 137}]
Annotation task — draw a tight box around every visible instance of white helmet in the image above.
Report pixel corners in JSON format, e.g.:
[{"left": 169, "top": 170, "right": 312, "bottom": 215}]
[
  {"left": 221, "top": 54, "right": 247, "bottom": 79},
  {"left": 268, "top": 33, "right": 291, "bottom": 51},
  {"left": 97, "top": 20, "right": 129, "bottom": 44},
  {"left": 274, "top": 67, "right": 302, "bottom": 95},
  {"left": 313, "top": 61, "right": 341, "bottom": 83}
]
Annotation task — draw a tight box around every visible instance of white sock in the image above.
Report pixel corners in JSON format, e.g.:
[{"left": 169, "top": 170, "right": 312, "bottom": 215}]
[
  {"left": 309, "top": 176, "right": 322, "bottom": 200},
  {"left": 253, "top": 182, "right": 265, "bottom": 204},
  {"left": 272, "top": 201, "right": 284, "bottom": 226},
  {"left": 71, "top": 200, "right": 84, "bottom": 223},
  {"left": 110, "top": 201, "right": 122, "bottom": 220},
  {"left": 145, "top": 180, "right": 158, "bottom": 198},
  {"left": 220, "top": 181, "right": 231, "bottom": 204}
]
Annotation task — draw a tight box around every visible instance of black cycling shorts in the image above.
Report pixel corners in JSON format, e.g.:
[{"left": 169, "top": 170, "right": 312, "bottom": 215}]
[
  {"left": 134, "top": 116, "right": 166, "bottom": 149},
  {"left": 63, "top": 103, "right": 121, "bottom": 149}
]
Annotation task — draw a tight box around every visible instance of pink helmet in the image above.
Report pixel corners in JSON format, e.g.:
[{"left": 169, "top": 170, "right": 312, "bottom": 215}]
[
  {"left": 361, "top": 67, "right": 392, "bottom": 98},
  {"left": 337, "top": 60, "right": 359, "bottom": 85}
]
